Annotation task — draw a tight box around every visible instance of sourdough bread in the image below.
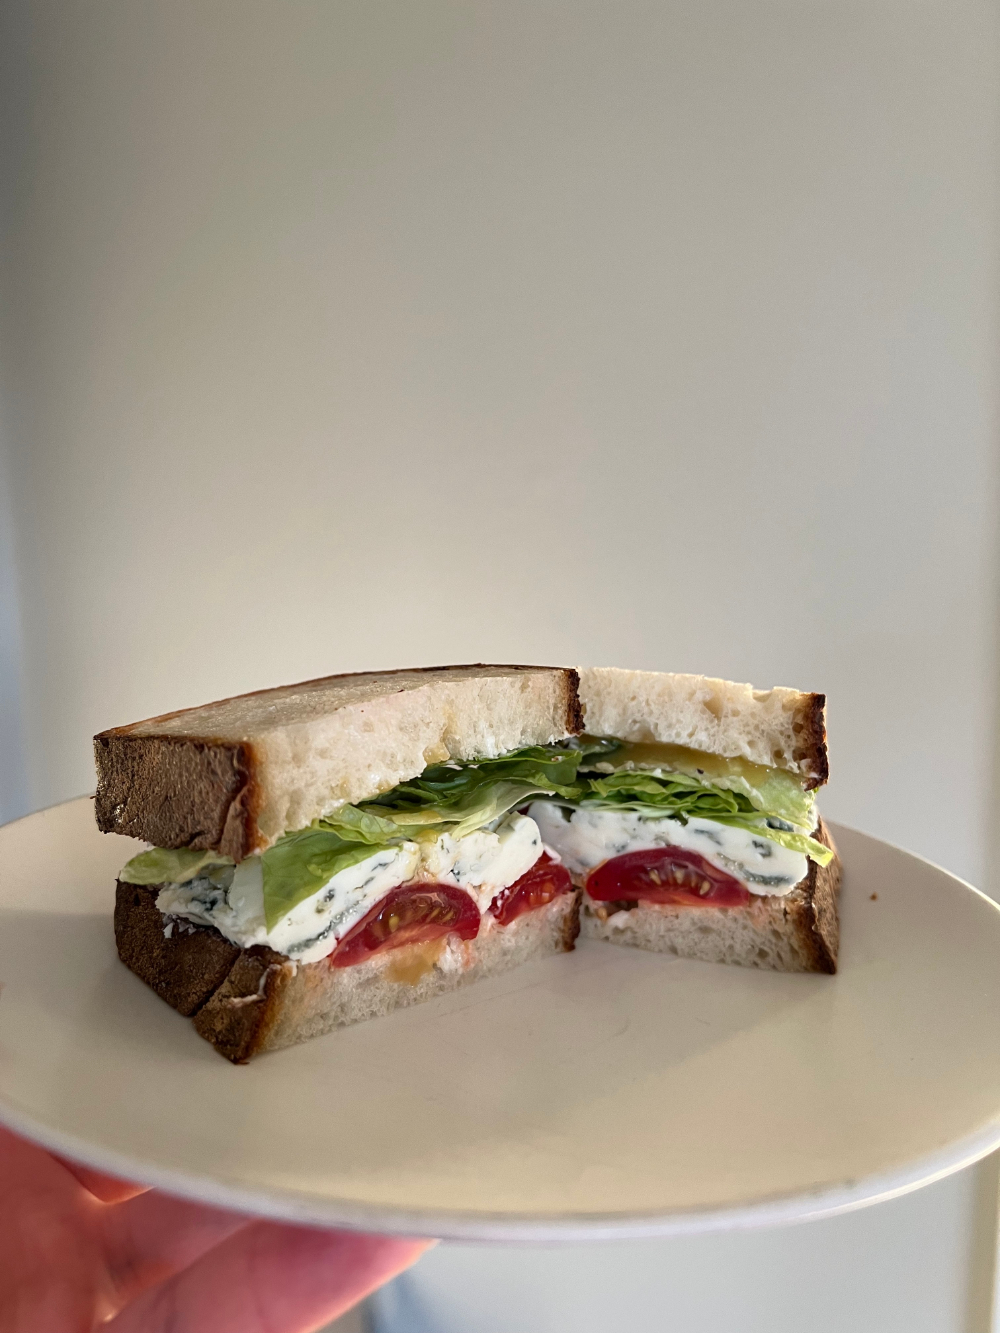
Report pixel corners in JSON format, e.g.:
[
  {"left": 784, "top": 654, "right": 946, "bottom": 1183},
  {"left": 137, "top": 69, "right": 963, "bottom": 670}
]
[
  {"left": 578, "top": 667, "right": 828, "bottom": 787},
  {"left": 116, "top": 882, "right": 581, "bottom": 1062},
  {"left": 95, "top": 664, "right": 582, "bottom": 860},
  {"left": 580, "top": 819, "right": 840, "bottom": 972}
]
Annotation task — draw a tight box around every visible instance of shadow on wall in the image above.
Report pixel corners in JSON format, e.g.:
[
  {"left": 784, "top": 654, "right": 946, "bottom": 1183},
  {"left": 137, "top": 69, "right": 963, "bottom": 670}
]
[{"left": 0, "top": 440, "right": 28, "bottom": 826}]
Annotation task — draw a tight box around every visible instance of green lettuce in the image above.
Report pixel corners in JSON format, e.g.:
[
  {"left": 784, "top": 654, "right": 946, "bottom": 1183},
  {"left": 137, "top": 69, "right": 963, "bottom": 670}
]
[
  {"left": 735, "top": 766, "right": 816, "bottom": 829},
  {"left": 260, "top": 824, "right": 407, "bottom": 930},
  {"left": 364, "top": 746, "right": 584, "bottom": 840},
  {"left": 557, "top": 769, "right": 832, "bottom": 865},
  {"left": 576, "top": 741, "right": 815, "bottom": 829},
  {"left": 319, "top": 804, "right": 412, "bottom": 845},
  {"left": 124, "top": 739, "right": 830, "bottom": 933},
  {"left": 119, "top": 846, "right": 233, "bottom": 886},
  {"left": 260, "top": 746, "right": 588, "bottom": 928},
  {"left": 366, "top": 747, "right": 582, "bottom": 815}
]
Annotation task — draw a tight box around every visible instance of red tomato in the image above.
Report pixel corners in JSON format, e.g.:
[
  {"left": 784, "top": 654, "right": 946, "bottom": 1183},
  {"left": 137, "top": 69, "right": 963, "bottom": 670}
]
[
  {"left": 331, "top": 883, "right": 480, "bottom": 968},
  {"left": 586, "top": 846, "right": 749, "bottom": 907},
  {"left": 489, "top": 852, "right": 574, "bottom": 927}
]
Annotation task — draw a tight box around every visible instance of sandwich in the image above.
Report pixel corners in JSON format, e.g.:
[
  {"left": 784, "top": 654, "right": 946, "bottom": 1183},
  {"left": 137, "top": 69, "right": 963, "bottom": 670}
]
[
  {"left": 97, "top": 665, "right": 585, "bottom": 1062},
  {"left": 527, "top": 668, "right": 840, "bottom": 973},
  {"left": 95, "top": 664, "right": 840, "bottom": 1064}
]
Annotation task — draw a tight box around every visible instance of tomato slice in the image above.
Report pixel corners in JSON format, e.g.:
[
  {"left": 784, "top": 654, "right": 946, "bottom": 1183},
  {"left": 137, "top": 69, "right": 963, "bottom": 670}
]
[
  {"left": 331, "top": 884, "right": 480, "bottom": 968},
  {"left": 489, "top": 852, "right": 573, "bottom": 927},
  {"left": 586, "top": 847, "right": 749, "bottom": 907}
]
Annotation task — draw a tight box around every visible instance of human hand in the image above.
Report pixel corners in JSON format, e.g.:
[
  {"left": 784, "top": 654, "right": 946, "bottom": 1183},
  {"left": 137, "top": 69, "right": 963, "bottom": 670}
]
[{"left": 0, "top": 1125, "right": 432, "bottom": 1332}]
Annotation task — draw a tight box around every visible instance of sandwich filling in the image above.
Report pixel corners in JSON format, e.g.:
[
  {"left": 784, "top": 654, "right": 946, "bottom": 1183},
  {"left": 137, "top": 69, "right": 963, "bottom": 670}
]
[
  {"left": 151, "top": 814, "right": 555, "bottom": 965},
  {"left": 117, "top": 735, "right": 832, "bottom": 966},
  {"left": 118, "top": 745, "right": 583, "bottom": 967},
  {"left": 526, "top": 736, "right": 832, "bottom": 909}
]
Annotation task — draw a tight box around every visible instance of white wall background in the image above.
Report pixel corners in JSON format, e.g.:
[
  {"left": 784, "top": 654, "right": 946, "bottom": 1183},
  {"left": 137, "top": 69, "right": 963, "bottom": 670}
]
[{"left": 1, "top": 3, "right": 997, "bottom": 1330}]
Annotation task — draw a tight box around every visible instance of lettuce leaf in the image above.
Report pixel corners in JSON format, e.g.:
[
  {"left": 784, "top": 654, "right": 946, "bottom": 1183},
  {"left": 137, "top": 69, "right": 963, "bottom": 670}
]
[
  {"left": 125, "top": 740, "right": 830, "bottom": 933},
  {"left": 576, "top": 739, "right": 816, "bottom": 828},
  {"left": 316, "top": 804, "right": 411, "bottom": 844},
  {"left": 365, "top": 746, "right": 583, "bottom": 814},
  {"left": 730, "top": 820, "right": 834, "bottom": 863},
  {"left": 737, "top": 767, "right": 816, "bottom": 829},
  {"left": 260, "top": 825, "right": 404, "bottom": 930},
  {"left": 559, "top": 769, "right": 832, "bottom": 865},
  {"left": 582, "top": 769, "right": 754, "bottom": 821},
  {"left": 258, "top": 746, "right": 588, "bottom": 927},
  {"left": 372, "top": 780, "right": 559, "bottom": 841},
  {"left": 119, "top": 846, "right": 234, "bottom": 886},
  {"left": 363, "top": 746, "right": 585, "bottom": 840}
]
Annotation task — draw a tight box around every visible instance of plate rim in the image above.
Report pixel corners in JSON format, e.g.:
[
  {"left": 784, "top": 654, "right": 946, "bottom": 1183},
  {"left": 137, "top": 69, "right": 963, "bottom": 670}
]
[
  {"left": 2, "top": 1093, "right": 999, "bottom": 1242},
  {"left": 2, "top": 799, "right": 1000, "bottom": 1241}
]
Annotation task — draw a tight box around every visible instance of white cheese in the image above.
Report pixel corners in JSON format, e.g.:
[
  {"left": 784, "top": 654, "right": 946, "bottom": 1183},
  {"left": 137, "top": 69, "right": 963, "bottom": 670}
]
[
  {"left": 528, "top": 801, "right": 808, "bottom": 896},
  {"left": 412, "top": 814, "right": 542, "bottom": 913},
  {"left": 155, "top": 812, "right": 543, "bottom": 964}
]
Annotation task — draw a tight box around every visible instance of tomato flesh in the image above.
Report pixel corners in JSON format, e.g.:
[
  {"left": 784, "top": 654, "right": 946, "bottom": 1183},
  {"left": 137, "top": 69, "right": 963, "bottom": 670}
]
[
  {"left": 586, "top": 847, "right": 749, "bottom": 907},
  {"left": 489, "top": 852, "right": 573, "bottom": 927},
  {"left": 331, "top": 883, "right": 480, "bottom": 968}
]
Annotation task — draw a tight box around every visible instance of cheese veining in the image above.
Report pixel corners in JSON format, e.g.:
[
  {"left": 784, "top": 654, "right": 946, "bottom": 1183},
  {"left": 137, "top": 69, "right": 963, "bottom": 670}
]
[
  {"left": 155, "top": 812, "right": 543, "bottom": 964},
  {"left": 528, "top": 801, "right": 807, "bottom": 895}
]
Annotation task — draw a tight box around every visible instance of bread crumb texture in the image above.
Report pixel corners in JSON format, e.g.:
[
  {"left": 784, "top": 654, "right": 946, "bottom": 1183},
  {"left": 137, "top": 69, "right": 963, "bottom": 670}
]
[
  {"left": 96, "top": 665, "right": 580, "bottom": 855},
  {"left": 578, "top": 668, "right": 828, "bottom": 785},
  {"left": 579, "top": 819, "right": 841, "bottom": 974},
  {"left": 117, "top": 883, "right": 580, "bottom": 1061}
]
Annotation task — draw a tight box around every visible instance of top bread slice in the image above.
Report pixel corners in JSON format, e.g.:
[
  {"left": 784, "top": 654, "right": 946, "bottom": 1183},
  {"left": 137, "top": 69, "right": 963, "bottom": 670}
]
[
  {"left": 95, "top": 665, "right": 583, "bottom": 860},
  {"left": 579, "top": 668, "right": 828, "bottom": 787}
]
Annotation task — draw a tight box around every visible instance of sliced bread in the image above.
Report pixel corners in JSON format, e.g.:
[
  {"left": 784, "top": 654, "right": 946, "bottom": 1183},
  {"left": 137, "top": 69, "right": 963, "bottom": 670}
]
[
  {"left": 579, "top": 667, "right": 828, "bottom": 787},
  {"left": 95, "top": 664, "right": 582, "bottom": 860},
  {"left": 579, "top": 818, "right": 840, "bottom": 973},
  {"left": 116, "top": 882, "right": 581, "bottom": 1062}
]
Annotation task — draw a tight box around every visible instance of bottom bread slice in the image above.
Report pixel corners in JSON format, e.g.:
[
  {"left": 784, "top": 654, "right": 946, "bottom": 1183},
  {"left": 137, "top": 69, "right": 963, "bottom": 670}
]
[
  {"left": 580, "top": 818, "right": 841, "bottom": 974},
  {"left": 115, "top": 882, "right": 581, "bottom": 1062}
]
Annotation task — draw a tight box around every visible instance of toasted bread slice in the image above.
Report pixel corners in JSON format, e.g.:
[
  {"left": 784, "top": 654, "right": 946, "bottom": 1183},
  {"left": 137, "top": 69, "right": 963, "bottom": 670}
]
[
  {"left": 95, "top": 664, "right": 582, "bottom": 860},
  {"left": 579, "top": 818, "right": 840, "bottom": 973},
  {"left": 579, "top": 667, "right": 828, "bottom": 787},
  {"left": 115, "top": 882, "right": 581, "bottom": 1062}
]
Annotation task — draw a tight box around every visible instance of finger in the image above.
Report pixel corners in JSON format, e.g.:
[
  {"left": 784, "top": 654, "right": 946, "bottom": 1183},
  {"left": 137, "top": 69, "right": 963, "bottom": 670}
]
[
  {"left": 99, "top": 1190, "right": 251, "bottom": 1303},
  {"left": 0, "top": 1127, "right": 145, "bottom": 1206},
  {"left": 0, "top": 1125, "right": 82, "bottom": 1198},
  {"left": 52, "top": 1154, "right": 149, "bottom": 1204},
  {"left": 0, "top": 1125, "right": 118, "bottom": 1213},
  {"left": 104, "top": 1223, "right": 433, "bottom": 1333},
  {"left": 0, "top": 1126, "right": 243, "bottom": 1317},
  {"left": 0, "top": 1127, "right": 117, "bottom": 1327}
]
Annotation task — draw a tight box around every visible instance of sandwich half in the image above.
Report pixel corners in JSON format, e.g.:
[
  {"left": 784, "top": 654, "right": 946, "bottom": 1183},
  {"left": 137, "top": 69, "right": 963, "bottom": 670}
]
[
  {"left": 97, "top": 663, "right": 840, "bottom": 1063},
  {"left": 98, "top": 665, "right": 584, "bottom": 1061},
  {"left": 526, "top": 668, "right": 841, "bottom": 973}
]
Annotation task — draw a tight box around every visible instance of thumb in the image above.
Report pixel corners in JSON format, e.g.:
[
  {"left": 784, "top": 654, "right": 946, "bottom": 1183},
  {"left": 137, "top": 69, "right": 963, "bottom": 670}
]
[{"left": 104, "top": 1221, "right": 433, "bottom": 1333}]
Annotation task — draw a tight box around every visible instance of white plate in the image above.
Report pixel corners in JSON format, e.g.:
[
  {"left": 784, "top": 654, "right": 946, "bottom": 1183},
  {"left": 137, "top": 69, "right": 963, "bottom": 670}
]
[{"left": 2, "top": 798, "right": 1000, "bottom": 1241}]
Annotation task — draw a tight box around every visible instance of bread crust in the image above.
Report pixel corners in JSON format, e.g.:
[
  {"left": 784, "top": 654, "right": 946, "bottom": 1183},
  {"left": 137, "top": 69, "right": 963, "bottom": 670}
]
[
  {"left": 96, "top": 735, "right": 264, "bottom": 860},
  {"left": 115, "top": 880, "right": 245, "bottom": 1013},
  {"left": 580, "top": 818, "right": 841, "bottom": 973},
  {"left": 115, "top": 883, "right": 581, "bottom": 1062},
  {"left": 95, "top": 664, "right": 582, "bottom": 859},
  {"left": 98, "top": 664, "right": 582, "bottom": 741},
  {"left": 796, "top": 692, "right": 829, "bottom": 789},
  {"left": 563, "top": 667, "right": 585, "bottom": 736}
]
